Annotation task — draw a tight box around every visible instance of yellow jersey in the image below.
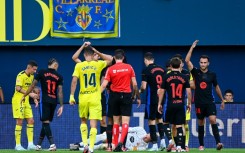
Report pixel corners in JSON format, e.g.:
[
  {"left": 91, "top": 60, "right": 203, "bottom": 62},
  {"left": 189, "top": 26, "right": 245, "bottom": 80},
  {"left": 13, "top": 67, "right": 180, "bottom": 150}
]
[{"left": 72, "top": 60, "right": 107, "bottom": 102}]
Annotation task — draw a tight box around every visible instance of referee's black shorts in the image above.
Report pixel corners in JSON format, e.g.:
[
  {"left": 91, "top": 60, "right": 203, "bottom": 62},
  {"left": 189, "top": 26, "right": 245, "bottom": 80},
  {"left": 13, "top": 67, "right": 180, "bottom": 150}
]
[{"left": 110, "top": 91, "right": 132, "bottom": 116}]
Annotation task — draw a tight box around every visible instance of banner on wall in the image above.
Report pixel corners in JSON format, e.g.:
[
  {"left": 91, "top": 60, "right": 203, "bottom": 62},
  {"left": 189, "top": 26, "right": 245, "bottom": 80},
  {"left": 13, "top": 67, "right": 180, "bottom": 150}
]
[{"left": 50, "top": 0, "right": 120, "bottom": 39}]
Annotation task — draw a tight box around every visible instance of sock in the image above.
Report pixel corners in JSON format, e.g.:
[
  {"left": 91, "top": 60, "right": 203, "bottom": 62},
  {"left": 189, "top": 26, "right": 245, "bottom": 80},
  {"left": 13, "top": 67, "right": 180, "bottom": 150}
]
[
  {"left": 212, "top": 124, "right": 221, "bottom": 144},
  {"left": 149, "top": 125, "right": 157, "bottom": 144},
  {"left": 106, "top": 125, "right": 113, "bottom": 145},
  {"left": 15, "top": 125, "right": 22, "bottom": 146},
  {"left": 38, "top": 125, "right": 46, "bottom": 145},
  {"left": 27, "top": 124, "right": 34, "bottom": 145},
  {"left": 100, "top": 126, "right": 107, "bottom": 134},
  {"left": 43, "top": 123, "right": 54, "bottom": 145},
  {"left": 176, "top": 127, "right": 183, "bottom": 148},
  {"left": 198, "top": 125, "right": 204, "bottom": 146},
  {"left": 113, "top": 124, "right": 119, "bottom": 146},
  {"left": 181, "top": 135, "right": 186, "bottom": 149},
  {"left": 80, "top": 124, "right": 88, "bottom": 146},
  {"left": 185, "top": 124, "right": 189, "bottom": 146},
  {"left": 119, "top": 123, "right": 129, "bottom": 143},
  {"left": 174, "top": 137, "right": 178, "bottom": 146},
  {"left": 89, "top": 128, "right": 97, "bottom": 151},
  {"left": 157, "top": 123, "right": 165, "bottom": 139},
  {"left": 123, "top": 132, "right": 128, "bottom": 147},
  {"left": 163, "top": 124, "right": 172, "bottom": 141}
]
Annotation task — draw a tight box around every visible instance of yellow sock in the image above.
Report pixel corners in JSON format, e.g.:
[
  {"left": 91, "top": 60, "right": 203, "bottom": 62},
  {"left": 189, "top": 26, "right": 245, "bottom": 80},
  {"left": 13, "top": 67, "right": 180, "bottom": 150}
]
[
  {"left": 27, "top": 124, "right": 34, "bottom": 144},
  {"left": 89, "top": 128, "right": 97, "bottom": 151},
  {"left": 15, "top": 125, "right": 22, "bottom": 145},
  {"left": 80, "top": 124, "right": 88, "bottom": 146},
  {"left": 185, "top": 124, "right": 189, "bottom": 146}
]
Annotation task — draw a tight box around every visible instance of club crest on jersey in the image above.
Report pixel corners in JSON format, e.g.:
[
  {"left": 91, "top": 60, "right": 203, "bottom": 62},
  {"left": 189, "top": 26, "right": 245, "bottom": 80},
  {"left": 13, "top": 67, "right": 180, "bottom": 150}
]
[{"left": 75, "top": 5, "right": 92, "bottom": 30}]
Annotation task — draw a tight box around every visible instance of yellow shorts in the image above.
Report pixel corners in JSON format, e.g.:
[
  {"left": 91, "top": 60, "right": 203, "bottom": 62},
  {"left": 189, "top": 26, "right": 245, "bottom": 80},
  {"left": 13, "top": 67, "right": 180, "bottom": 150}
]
[
  {"left": 186, "top": 110, "right": 191, "bottom": 121},
  {"left": 12, "top": 97, "right": 33, "bottom": 119},
  {"left": 78, "top": 100, "right": 102, "bottom": 120}
]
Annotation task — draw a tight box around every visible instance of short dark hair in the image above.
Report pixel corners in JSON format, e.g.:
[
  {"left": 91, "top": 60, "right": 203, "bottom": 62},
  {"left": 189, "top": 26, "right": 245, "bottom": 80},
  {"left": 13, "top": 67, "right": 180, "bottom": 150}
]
[
  {"left": 144, "top": 52, "right": 154, "bottom": 61},
  {"left": 200, "top": 55, "right": 210, "bottom": 61},
  {"left": 114, "top": 49, "right": 125, "bottom": 60},
  {"left": 170, "top": 57, "right": 181, "bottom": 68},
  {"left": 83, "top": 46, "right": 94, "bottom": 55},
  {"left": 165, "top": 59, "right": 171, "bottom": 68},
  {"left": 225, "top": 89, "right": 233, "bottom": 95},
  {"left": 28, "top": 60, "right": 38, "bottom": 67},
  {"left": 173, "top": 54, "right": 184, "bottom": 62},
  {"left": 48, "top": 58, "right": 58, "bottom": 66}
]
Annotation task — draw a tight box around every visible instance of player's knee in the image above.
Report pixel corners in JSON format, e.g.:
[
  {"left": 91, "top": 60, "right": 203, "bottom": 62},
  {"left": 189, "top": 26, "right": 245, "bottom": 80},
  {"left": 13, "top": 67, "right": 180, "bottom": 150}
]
[
  {"left": 27, "top": 119, "right": 34, "bottom": 125},
  {"left": 100, "top": 120, "right": 106, "bottom": 126}
]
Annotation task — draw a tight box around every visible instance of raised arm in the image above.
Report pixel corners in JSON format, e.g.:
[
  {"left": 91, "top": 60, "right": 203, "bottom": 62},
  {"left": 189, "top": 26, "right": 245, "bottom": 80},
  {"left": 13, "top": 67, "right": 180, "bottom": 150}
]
[
  {"left": 185, "top": 40, "right": 199, "bottom": 71},
  {"left": 92, "top": 47, "right": 113, "bottom": 66},
  {"left": 72, "top": 41, "right": 91, "bottom": 63}
]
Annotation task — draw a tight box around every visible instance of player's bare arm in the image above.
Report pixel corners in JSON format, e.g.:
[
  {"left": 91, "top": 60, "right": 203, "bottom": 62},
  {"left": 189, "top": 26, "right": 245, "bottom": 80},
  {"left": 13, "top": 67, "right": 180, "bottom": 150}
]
[
  {"left": 92, "top": 47, "right": 113, "bottom": 66},
  {"left": 186, "top": 87, "right": 192, "bottom": 112},
  {"left": 139, "top": 81, "right": 147, "bottom": 94},
  {"left": 185, "top": 40, "right": 199, "bottom": 71},
  {"left": 69, "top": 76, "right": 78, "bottom": 105},
  {"left": 57, "top": 85, "right": 64, "bottom": 116},
  {"left": 131, "top": 77, "right": 141, "bottom": 108},
  {"left": 72, "top": 41, "right": 91, "bottom": 63},
  {"left": 101, "top": 79, "right": 109, "bottom": 93},
  {"left": 157, "top": 88, "right": 165, "bottom": 114},
  {"left": 215, "top": 85, "right": 225, "bottom": 110},
  {"left": 20, "top": 80, "right": 39, "bottom": 102}
]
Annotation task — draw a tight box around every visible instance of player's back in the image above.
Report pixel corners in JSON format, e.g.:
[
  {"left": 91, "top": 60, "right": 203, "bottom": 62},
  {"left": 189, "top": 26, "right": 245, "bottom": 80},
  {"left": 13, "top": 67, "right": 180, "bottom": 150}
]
[
  {"left": 73, "top": 60, "right": 107, "bottom": 102},
  {"left": 36, "top": 68, "right": 63, "bottom": 104},
  {"left": 142, "top": 64, "right": 166, "bottom": 94},
  {"left": 164, "top": 71, "right": 189, "bottom": 105}
]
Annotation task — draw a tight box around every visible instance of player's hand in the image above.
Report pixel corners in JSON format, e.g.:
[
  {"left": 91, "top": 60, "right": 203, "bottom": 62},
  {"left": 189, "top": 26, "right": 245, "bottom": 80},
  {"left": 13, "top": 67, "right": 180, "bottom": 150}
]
[
  {"left": 192, "top": 40, "right": 199, "bottom": 48},
  {"left": 158, "top": 104, "right": 163, "bottom": 114},
  {"left": 187, "top": 104, "right": 191, "bottom": 113},
  {"left": 34, "top": 99, "right": 39, "bottom": 108},
  {"left": 83, "top": 41, "right": 91, "bottom": 47},
  {"left": 220, "top": 100, "right": 225, "bottom": 110},
  {"left": 136, "top": 99, "right": 141, "bottom": 108},
  {"left": 69, "top": 95, "right": 76, "bottom": 105},
  {"left": 57, "top": 105, "right": 63, "bottom": 116},
  {"left": 29, "top": 92, "right": 39, "bottom": 99}
]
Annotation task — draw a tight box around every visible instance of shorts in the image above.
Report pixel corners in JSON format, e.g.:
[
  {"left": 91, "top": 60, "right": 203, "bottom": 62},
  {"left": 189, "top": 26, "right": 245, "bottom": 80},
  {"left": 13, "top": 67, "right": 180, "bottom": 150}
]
[
  {"left": 12, "top": 97, "right": 33, "bottom": 119},
  {"left": 79, "top": 98, "right": 102, "bottom": 120},
  {"left": 110, "top": 91, "right": 132, "bottom": 116},
  {"left": 163, "top": 104, "right": 186, "bottom": 125},
  {"left": 195, "top": 103, "right": 217, "bottom": 120},
  {"left": 39, "top": 102, "right": 57, "bottom": 121},
  {"left": 145, "top": 103, "right": 163, "bottom": 120}
]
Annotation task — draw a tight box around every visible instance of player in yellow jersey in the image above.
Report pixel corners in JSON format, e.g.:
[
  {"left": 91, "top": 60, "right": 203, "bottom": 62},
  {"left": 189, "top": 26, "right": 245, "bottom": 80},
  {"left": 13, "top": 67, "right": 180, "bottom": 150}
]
[
  {"left": 69, "top": 45, "right": 113, "bottom": 153},
  {"left": 12, "top": 60, "right": 39, "bottom": 151}
]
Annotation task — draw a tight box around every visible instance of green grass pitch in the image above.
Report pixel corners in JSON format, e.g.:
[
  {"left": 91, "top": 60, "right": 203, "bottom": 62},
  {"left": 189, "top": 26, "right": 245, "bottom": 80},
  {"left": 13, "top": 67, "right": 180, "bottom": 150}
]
[{"left": 0, "top": 148, "right": 244, "bottom": 153}]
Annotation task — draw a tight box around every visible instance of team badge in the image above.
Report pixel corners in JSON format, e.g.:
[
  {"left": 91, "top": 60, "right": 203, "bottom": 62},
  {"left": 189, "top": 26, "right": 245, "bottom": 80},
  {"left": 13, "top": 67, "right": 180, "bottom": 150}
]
[{"left": 76, "top": 5, "right": 92, "bottom": 30}]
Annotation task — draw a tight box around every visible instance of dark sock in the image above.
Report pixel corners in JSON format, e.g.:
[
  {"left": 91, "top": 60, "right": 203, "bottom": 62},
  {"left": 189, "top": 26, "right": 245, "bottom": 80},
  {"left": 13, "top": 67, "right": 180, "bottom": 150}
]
[
  {"left": 38, "top": 125, "right": 46, "bottom": 145},
  {"left": 198, "top": 125, "right": 204, "bottom": 146},
  {"left": 212, "top": 124, "right": 221, "bottom": 144},
  {"left": 100, "top": 126, "right": 107, "bottom": 134},
  {"left": 176, "top": 127, "right": 183, "bottom": 147},
  {"left": 149, "top": 125, "right": 157, "bottom": 144},
  {"left": 106, "top": 125, "right": 113, "bottom": 145},
  {"left": 181, "top": 135, "right": 186, "bottom": 149},
  {"left": 43, "top": 123, "right": 54, "bottom": 145},
  {"left": 163, "top": 124, "right": 172, "bottom": 141},
  {"left": 157, "top": 123, "right": 165, "bottom": 139}
]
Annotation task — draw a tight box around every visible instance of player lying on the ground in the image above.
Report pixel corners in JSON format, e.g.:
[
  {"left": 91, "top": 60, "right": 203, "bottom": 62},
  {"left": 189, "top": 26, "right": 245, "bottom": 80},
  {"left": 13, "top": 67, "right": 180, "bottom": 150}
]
[{"left": 70, "top": 126, "right": 165, "bottom": 151}]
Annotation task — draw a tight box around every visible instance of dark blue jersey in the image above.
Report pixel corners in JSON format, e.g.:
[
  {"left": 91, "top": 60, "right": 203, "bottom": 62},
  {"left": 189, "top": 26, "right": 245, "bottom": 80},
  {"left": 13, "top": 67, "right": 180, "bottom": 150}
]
[
  {"left": 35, "top": 68, "right": 63, "bottom": 104},
  {"left": 191, "top": 67, "right": 218, "bottom": 104}
]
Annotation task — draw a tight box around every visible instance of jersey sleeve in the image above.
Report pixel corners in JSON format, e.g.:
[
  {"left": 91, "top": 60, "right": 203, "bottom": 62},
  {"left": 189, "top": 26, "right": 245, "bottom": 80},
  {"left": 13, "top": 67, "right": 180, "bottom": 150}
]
[
  {"left": 97, "top": 60, "right": 107, "bottom": 71},
  {"left": 212, "top": 73, "right": 218, "bottom": 87},
  {"left": 130, "top": 65, "right": 136, "bottom": 78},
  {"left": 34, "top": 70, "right": 42, "bottom": 82},
  {"left": 141, "top": 68, "right": 147, "bottom": 82},
  {"left": 58, "top": 75, "right": 64, "bottom": 86},
  {"left": 72, "top": 63, "right": 80, "bottom": 78},
  {"left": 15, "top": 73, "right": 24, "bottom": 87},
  {"left": 104, "top": 67, "right": 111, "bottom": 82}
]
